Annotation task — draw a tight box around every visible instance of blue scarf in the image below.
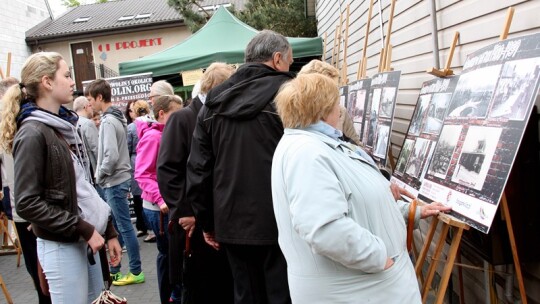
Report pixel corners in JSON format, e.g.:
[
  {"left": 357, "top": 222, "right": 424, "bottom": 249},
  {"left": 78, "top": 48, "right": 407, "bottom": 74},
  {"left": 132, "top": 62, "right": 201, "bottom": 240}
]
[{"left": 17, "top": 100, "right": 78, "bottom": 127}]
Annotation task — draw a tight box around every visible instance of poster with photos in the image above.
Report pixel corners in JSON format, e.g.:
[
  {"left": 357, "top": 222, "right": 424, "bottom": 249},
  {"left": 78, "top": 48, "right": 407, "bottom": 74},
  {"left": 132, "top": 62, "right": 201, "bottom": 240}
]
[
  {"left": 362, "top": 71, "right": 401, "bottom": 166},
  {"left": 419, "top": 33, "right": 540, "bottom": 233},
  {"left": 339, "top": 85, "right": 348, "bottom": 108},
  {"left": 391, "top": 77, "right": 460, "bottom": 197},
  {"left": 346, "top": 79, "right": 372, "bottom": 141}
]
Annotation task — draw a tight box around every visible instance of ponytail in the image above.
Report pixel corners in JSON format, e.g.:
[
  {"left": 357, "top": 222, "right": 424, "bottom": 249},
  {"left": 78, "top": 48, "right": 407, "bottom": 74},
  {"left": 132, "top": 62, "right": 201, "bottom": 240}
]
[{"left": 0, "top": 84, "right": 23, "bottom": 153}]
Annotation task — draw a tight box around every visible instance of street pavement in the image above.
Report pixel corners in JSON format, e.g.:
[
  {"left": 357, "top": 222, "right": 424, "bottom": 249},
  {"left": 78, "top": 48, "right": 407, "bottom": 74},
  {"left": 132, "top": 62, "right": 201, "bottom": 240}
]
[{"left": 0, "top": 231, "right": 162, "bottom": 304}]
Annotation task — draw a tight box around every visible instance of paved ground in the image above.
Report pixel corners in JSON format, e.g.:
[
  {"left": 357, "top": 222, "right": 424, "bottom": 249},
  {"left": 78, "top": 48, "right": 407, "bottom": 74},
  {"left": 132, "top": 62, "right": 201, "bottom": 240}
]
[{"left": 0, "top": 231, "right": 162, "bottom": 304}]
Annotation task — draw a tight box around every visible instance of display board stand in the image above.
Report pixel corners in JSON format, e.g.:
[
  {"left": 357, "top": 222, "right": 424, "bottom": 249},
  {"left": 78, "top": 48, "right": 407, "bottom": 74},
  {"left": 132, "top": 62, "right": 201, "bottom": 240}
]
[
  {"left": 357, "top": 0, "right": 374, "bottom": 80},
  {"left": 414, "top": 7, "right": 528, "bottom": 304},
  {"left": 0, "top": 52, "right": 12, "bottom": 80},
  {"left": 427, "top": 32, "right": 460, "bottom": 77}
]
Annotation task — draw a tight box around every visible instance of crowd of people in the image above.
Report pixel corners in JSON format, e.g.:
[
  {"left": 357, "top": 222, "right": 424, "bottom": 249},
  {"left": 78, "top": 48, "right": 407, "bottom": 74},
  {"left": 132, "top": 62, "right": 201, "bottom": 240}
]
[{"left": 0, "top": 29, "right": 450, "bottom": 304}]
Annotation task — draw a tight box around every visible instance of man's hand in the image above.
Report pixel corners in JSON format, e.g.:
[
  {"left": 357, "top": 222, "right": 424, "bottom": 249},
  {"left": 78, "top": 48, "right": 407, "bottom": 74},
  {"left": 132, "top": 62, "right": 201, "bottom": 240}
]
[
  {"left": 203, "top": 231, "right": 220, "bottom": 251},
  {"left": 107, "top": 237, "right": 122, "bottom": 267},
  {"left": 179, "top": 216, "right": 196, "bottom": 237}
]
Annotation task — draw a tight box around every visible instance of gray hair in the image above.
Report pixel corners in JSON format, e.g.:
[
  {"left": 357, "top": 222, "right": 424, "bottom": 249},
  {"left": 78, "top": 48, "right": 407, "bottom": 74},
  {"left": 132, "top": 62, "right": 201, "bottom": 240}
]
[
  {"left": 73, "top": 96, "right": 89, "bottom": 112},
  {"left": 151, "top": 80, "right": 174, "bottom": 96},
  {"left": 244, "top": 30, "right": 291, "bottom": 63}
]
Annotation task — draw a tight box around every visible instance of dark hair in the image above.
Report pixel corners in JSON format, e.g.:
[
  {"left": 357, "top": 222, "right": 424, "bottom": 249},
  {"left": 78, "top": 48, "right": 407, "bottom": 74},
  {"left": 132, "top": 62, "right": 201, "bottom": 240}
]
[
  {"left": 85, "top": 79, "right": 111, "bottom": 102},
  {"left": 244, "top": 30, "right": 291, "bottom": 63},
  {"left": 125, "top": 100, "right": 134, "bottom": 124}
]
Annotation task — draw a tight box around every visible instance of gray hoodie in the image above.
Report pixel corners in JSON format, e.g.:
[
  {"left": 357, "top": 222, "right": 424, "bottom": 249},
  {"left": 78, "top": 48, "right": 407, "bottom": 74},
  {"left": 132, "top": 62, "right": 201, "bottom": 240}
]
[{"left": 95, "top": 106, "right": 131, "bottom": 188}]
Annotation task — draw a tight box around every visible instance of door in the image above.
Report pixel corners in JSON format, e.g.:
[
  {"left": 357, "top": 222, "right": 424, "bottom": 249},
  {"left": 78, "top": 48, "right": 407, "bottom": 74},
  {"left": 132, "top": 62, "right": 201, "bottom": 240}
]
[{"left": 71, "top": 42, "right": 96, "bottom": 92}]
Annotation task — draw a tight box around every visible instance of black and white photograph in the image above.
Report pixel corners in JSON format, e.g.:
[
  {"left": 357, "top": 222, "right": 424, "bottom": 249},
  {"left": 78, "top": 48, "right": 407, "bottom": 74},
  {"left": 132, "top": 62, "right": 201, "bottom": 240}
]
[
  {"left": 489, "top": 57, "right": 540, "bottom": 121},
  {"left": 379, "top": 87, "right": 396, "bottom": 118},
  {"left": 347, "top": 90, "right": 357, "bottom": 118},
  {"left": 404, "top": 138, "right": 431, "bottom": 178},
  {"left": 365, "top": 112, "right": 378, "bottom": 148},
  {"left": 362, "top": 119, "right": 370, "bottom": 145},
  {"left": 451, "top": 126, "right": 502, "bottom": 191},
  {"left": 373, "top": 124, "right": 390, "bottom": 158},
  {"left": 353, "top": 89, "right": 367, "bottom": 123},
  {"left": 408, "top": 94, "right": 431, "bottom": 136},
  {"left": 427, "top": 125, "right": 463, "bottom": 179},
  {"left": 395, "top": 139, "right": 415, "bottom": 175},
  {"left": 422, "top": 93, "right": 452, "bottom": 135},
  {"left": 447, "top": 65, "right": 502, "bottom": 118},
  {"left": 339, "top": 85, "right": 348, "bottom": 108},
  {"left": 353, "top": 122, "right": 362, "bottom": 139},
  {"left": 370, "top": 88, "right": 382, "bottom": 118}
]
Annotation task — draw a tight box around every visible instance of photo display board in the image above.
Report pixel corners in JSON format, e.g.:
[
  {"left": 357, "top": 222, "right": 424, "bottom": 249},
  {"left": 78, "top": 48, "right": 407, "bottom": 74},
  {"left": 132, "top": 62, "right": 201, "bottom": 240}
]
[
  {"left": 418, "top": 33, "right": 540, "bottom": 233},
  {"left": 346, "top": 79, "right": 372, "bottom": 141},
  {"left": 391, "top": 76, "right": 460, "bottom": 197},
  {"left": 362, "top": 71, "right": 401, "bottom": 166}
]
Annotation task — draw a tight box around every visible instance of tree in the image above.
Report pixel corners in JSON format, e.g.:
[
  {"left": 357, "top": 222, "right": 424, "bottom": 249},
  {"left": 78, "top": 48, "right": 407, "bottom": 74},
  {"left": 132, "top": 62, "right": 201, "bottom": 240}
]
[
  {"left": 167, "top": 0, "right": 317, "bottom": 37},
  {"left": 237, "top": 0, "right": 317, "bottom": 37},
  {"left": 167, "top": 0, "right": 212, "bottom": 33},
  {"left": 62, "top": 0, "right": 108, "bottom": 8}
]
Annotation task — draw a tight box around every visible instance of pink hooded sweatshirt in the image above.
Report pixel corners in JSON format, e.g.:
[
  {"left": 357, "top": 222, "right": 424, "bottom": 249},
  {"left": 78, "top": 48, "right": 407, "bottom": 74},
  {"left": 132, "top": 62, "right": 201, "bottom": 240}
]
[{"left": 134, "top": 117, "right": 166, "bottom": 207}]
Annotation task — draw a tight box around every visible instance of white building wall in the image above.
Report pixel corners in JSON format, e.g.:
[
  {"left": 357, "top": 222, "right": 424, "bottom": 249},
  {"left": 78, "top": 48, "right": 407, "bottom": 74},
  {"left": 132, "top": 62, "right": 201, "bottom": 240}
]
[
  {"left": 0, "top": 0, "right": 50, "bottom": 79},
  {"left": 317, "top": 0, "right": 540, "bottom": 303}
]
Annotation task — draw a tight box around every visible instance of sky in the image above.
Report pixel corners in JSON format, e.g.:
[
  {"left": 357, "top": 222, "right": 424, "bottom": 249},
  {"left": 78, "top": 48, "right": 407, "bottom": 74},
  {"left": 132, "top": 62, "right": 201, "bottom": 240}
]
[{"left": 46, "top": 0, "right": 98, "bottom": 18}]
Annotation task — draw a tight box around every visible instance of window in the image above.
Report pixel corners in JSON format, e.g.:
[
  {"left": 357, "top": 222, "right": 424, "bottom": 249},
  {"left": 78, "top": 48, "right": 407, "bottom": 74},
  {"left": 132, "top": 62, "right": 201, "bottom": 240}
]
[
  {"left": 135, "top": 13, "right": 152, "bottom": 19},
  {"left": 74, "top": 16, "right": 91, "bottom": 23},
  {"left": 118, "top": 15, "right": 135, "bottom": 21}
]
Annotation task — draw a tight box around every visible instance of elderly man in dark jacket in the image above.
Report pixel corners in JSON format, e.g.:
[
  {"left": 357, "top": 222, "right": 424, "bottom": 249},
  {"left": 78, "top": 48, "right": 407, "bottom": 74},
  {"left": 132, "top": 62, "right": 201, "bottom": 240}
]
[{"left": 186, "top": 30, "right": 294, "bottom": 304}]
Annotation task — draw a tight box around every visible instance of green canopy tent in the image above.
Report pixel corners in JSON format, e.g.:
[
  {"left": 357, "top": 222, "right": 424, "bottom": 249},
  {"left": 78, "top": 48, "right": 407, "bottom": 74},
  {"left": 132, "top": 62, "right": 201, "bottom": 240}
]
[{"left": 118, "top": 6, "right": 322, "bottom": 77}]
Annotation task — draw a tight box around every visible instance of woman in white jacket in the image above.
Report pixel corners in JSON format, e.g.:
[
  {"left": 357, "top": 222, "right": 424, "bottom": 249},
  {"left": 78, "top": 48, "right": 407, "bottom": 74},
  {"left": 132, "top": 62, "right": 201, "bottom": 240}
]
[{"left": 271, "top": 73, "right": 448, "bottom": 303}]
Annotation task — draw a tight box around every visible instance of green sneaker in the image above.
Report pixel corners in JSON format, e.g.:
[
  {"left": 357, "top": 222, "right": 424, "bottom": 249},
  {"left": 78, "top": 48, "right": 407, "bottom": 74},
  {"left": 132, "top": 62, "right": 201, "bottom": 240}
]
[
  {"left": 110, "top": 272, "right": 122, "bottom": 282},
  {"left": 112, "top": 272, "right": 145, "bottom": 286}
]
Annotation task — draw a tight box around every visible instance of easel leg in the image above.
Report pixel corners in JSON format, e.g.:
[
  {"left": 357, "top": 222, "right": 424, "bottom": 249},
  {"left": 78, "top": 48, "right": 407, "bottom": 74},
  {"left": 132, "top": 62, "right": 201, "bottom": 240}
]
[
  {"left": 0, "top": 274, "right": 13, "bottom": 304},
  {"left": 422, "top": 222, "right": 450, "bottom": 302},
  {"left": 416, "top": 217, "right": 439, "bottom": 278},
  {"left": 435, "top": 227, "right": 464, "bottom": 304},
  {"left": 501, "top": 194, "right": 527, "bottom": 304}
]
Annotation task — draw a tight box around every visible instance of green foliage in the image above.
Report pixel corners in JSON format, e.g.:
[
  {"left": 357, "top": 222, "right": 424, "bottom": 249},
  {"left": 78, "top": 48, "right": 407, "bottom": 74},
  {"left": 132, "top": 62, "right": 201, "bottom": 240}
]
[
  {"left": 167, "top": 0, "right": 317, "bottom": 37},
  {"left": 237, "top": 0, "right": 317, "bottom": 37},
  {"left": 61, "top": 0, "right": 108, "bottom": 8},
  {"left": 62, "top": 0, "right": 81, "bottom": 7}
]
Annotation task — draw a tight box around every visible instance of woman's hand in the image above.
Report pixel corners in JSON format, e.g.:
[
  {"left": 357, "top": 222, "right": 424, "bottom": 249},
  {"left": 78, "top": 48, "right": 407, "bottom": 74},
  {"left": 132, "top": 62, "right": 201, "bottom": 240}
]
[
  {"left": 107, "top": 237, "right": 122, "bottom": 267},
  {"left": 384, "top": 257, "right": 394, "bottom": 270},
  {"left": 389, "top": 183, "right": 415, "bottom": 201},
  {"left": 179, "top": 216, "right": 196, "bottom": 237},
  {"left": 87, "top": 230, "right": 105, "bottom": 254},
  {"left": 420, "top": 202, "right": 452, "bottom": 219},
  {"left": 160, "top": 203, "right": 169, "bottom": 214}
]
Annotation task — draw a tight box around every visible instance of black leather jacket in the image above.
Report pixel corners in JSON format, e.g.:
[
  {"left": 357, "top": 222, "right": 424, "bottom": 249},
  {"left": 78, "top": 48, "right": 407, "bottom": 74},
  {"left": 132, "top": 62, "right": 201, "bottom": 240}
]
[{"left": 14, "top": 120, "right": 116, "bottom": 242}]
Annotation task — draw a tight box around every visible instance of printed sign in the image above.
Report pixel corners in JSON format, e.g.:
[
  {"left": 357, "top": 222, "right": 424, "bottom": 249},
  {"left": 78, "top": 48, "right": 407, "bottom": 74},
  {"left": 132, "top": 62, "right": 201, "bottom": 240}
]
[
  {"left": 418, "top": 33, "right": 540, "bottom": 233},
  {"left": 82, "top": 73, "right": 153, "bottom": 111}
]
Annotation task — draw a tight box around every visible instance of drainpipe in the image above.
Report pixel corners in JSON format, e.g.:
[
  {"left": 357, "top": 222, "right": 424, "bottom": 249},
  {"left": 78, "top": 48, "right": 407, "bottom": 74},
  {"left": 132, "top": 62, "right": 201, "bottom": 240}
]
[
  {"left": 377, "top": 0, "right": 384, "bottom": 49},
  {"left": 429, "top": 0, "right": 440, "bottom": 69}
]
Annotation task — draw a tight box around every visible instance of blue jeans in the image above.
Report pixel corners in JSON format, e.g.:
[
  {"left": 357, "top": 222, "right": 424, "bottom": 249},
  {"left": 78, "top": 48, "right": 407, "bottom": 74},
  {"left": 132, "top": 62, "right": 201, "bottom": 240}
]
[
  {"left": 37, "top": 238, "right": 103, "bottom": 304},
  {"left": 96, "top": 185, "right": 124, "bottom": 247},
  {"left": 104, "top": 180, "right": 141, "bottom": 274},
  {"left": 144, "top": 208, "right": 171, "bottom": 304}
]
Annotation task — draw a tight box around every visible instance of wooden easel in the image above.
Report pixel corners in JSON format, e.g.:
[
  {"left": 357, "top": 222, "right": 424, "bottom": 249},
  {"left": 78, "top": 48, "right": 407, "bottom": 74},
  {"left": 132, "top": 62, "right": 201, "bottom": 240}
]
[
  {"left": 357, "top": 0, "right": 374, "bottom": 80},
  {"left": 0, "top": 218, "right": 21, "bottom": 267},
  {"left": 340, "top": 4, "right": 350, "bottom": 86},
  {"left": 0, "top": 274, "right": 13, "bottom": 304},
  {"left": 0, "top": 52, "right": 12, "bottom": 80},
  {"left": 414, "top": 7, "right": 528, "bottom": 304},
  {"left": 427, "top": 32, "right": 460, "bottom": 77}
]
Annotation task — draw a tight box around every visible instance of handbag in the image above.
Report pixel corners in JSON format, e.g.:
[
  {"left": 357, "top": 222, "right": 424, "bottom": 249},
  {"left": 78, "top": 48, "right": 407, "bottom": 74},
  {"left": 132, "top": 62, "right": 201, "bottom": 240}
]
[
  {"left": 90, "top": 247, "right": 128, "bottom": 304},
  {"left": 406, "top": 199, "right": 418, "bottom": 252}
]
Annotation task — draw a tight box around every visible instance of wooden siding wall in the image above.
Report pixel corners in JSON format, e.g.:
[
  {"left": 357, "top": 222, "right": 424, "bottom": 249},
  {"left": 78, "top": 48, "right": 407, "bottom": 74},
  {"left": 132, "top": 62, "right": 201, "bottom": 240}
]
[{"left": 316, "top": 0, "right": 540, "bottom": 303}]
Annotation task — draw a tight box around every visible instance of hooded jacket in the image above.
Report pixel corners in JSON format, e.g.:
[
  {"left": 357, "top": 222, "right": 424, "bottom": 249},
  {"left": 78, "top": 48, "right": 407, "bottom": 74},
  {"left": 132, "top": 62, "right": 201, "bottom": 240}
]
[
  {"left": 186, "top": 63, "right": 294, "bottom": 245},
  {"left": 134, "top": 117, "right": 165, "bottom": 206},
  {"left": 95, "top": 106, "right": 131, "bottom": 188}
]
